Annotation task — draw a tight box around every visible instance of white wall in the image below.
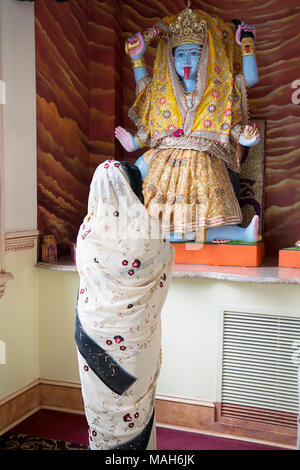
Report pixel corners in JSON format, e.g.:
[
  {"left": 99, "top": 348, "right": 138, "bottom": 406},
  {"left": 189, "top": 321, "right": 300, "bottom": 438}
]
[
  {"left": 0, "top": 1, "right": 38, "bottom": 400},
  {"left": 0, "top": 0, "right": 37, "bottom": 232}
]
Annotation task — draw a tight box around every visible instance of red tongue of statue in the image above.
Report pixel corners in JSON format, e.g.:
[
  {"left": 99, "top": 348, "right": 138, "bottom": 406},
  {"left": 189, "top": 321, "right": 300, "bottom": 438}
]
[{"left": 184, "top": 67, "right": 191, "bottom": 79}]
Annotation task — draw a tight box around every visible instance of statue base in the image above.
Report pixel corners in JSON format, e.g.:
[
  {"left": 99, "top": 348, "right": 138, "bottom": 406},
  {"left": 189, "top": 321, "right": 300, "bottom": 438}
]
[
  {"left": 171, "top": 241, "right": 265, "bottom": 267},
  {"left": 278, "top": 248, "right": 300, "bottom": 269}
]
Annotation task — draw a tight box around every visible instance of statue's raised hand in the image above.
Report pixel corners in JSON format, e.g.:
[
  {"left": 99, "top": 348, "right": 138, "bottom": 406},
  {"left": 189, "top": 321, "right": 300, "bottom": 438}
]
[
  {"left": 239, "top": 124, "right": 261, "bottom": 147},
  {"left": 115, "top": 126, "right": 140, "bottom": 152},
  {"left": 234, "top": 20, "right": 256, "bottom": 46},
  {"left": 126, "top": 32, "right": 147, "bottom": 59}
]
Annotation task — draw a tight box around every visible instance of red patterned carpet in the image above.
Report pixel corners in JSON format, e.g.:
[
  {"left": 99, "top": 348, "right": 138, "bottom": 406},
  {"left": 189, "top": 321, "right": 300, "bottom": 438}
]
[{"left": 0, "top": 409, "right": 286, "bottom": 451}]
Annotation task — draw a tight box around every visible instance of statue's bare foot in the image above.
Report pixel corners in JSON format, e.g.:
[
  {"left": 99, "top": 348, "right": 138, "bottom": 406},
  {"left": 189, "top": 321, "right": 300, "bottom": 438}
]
[{"left": 245, "top": 215, "right": 259, "bottom": 242}]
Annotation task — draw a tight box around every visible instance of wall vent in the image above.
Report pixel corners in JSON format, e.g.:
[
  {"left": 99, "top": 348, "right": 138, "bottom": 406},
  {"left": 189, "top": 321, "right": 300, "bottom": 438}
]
[{"left": 218, "top": 309, "right": 300, "bottom": 428}]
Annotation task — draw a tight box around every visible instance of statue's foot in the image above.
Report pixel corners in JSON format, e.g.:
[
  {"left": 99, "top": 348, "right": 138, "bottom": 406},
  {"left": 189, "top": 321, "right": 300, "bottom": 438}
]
[
  {"left": 168, "top": 233, "right": 185, "bottom": 242},
  {"left": 186, "top": 231, "right": 196, "bottom": 241},
  {"left": 244, "top": 215, "right": 259, "bottom": 243},
  {"left": 168, "top": 232, "right": 196, "bottom": 242}
]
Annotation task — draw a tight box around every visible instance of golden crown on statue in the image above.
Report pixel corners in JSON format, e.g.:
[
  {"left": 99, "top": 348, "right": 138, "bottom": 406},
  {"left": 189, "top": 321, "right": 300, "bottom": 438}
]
[{"left": 168, "top": 1, "right": 206, "bottom": 48}]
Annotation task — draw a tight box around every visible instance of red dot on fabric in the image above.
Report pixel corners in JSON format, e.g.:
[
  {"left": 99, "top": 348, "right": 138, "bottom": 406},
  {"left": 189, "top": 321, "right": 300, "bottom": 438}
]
[
  {"left": 128, "top": 270, "right": 135, "bottom": 276},
  {"left": 129, "top": 423, "right": 134, "bottom": 428}
]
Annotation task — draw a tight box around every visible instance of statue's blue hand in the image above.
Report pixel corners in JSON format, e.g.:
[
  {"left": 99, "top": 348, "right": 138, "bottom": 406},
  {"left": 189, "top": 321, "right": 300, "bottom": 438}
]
[
  {"left": 239, "top": 134, "right": 261, "bottom": 147},
  {"left": 134, "top": 155, "right": 148, "bottom": 181},
  {"left": 128, "top": 32, "right": 147, "bottom": 60}
]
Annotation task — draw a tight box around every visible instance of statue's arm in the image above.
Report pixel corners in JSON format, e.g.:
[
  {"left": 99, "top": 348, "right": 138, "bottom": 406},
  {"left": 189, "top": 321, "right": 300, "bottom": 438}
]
[
  {"left": 127, "top": 32, "right": 149, "bottom": 85},
  {"left": 234, "top": 21, "right": 259, "bottom": 88}
]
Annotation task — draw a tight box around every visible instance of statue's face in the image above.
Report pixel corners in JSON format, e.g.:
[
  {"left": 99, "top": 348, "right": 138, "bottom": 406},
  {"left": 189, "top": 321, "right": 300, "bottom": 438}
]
[{"left": 174, "top": 43, "right": 202, "bottom": 80}]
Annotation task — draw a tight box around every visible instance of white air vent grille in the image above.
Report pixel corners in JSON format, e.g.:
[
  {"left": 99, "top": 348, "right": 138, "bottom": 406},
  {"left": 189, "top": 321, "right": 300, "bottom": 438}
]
[{"left": 220, "top": 310, "right": 300, "bottom": 427}]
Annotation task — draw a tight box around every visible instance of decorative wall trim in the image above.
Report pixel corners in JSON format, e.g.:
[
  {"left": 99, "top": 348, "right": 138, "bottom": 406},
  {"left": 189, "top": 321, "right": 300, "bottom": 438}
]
[
  {"left": 5, "top": 230, "right": 39, "bottom": 252},
  {"left": 0, "top": 379, "right": 296, "bottom": 448}
]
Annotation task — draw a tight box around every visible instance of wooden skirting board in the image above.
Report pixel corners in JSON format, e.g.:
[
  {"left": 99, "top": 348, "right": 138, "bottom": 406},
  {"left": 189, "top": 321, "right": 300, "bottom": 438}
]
[{"left": 0, "top": 379, "right": 297, "bottom": 448}]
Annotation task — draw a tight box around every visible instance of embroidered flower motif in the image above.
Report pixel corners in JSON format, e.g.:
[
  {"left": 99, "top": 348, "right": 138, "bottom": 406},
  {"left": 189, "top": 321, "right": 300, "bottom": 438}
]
[
  {"left": 211, "top": 90, "right": 221, "bottom": 99},
  {"left": 128, "top": 269, "right": 135, "bottom": 276},
  {"left": 122, "top": 260, "right": 128, "bottom": 266},
  {"left": 161, "top": 274, "right": 166, "bottom": 281},
  {"left": 173, "top": 128, "right": 184, "bottom": 138},
  {"left": 162, "top": 110, "right": 171, "bottom": 119},
  {"left": 221, "top": 122, "right": 230, "bottom": 131},
  {"left": 150, "top": 118, "right": 155, "bottom": 126},
  {"left": 224, "top": 108, "right": 232, "bottom": 118},
  {"left": 114, "top": 335, "right": 124, "bottom": 344},
  {"left": 167, "top": 124, "right": 177, "bottom": 131},
  {"left": 160, "top": 85, "right": 167, "bottom": 92},
  {"left": 156, "top": 194, "right": 164, "bottom": 203},
  {"left": 104, "top": 163, "right": 109, "bottom": 169},
  {"left": 84, "top": 365, "right": 89, "bottom": 372},
  {"left": 159, "top": 281, "right": 164, "bottom": 288},
  {"left": 114, "top": 162, "right": 120, "bottom": 167},
  {"left": 222, "top": 30, "right": 229, "bottom": 40},
  {"left": 203, "top": 119, "right": 212, "bottom": 129},
  {"left": 85, "top": 298, "right": 89, "bottom": 304},
  {"left": 169, "top": 196, "right": 176, "bottom": 205},
  {"left": 80, "top": 289, "right": 85, "bottom": 294},
  {"left": 181, "top": 157, "right": 188, "bottom": 166},
  {"left": 132, "top": 259, "right": 141, "bottom": 268},
  {"left": 214, "top": 65, "right": 221, "bottom": 75},
  {"left": 227, "top": 94, "right": 233, "bottom": 102},
  {"left": 207, "top": 104, "right": 217, "bottom": 113},
  {"left": 160, "top": 97, "right": 166, "bottom": 105},
  {"left": 92, "top": 430, "right": 97, "bottom": 437},
  {"left": 123, "top": 414, "right": 132, "bottom": 423},
  {"left": 134, "top": 412, "right": 139, "bottom": 419},
  {"left": 213, "top": 239, "right": 231, "bottom": 244},
  {"left": 129, "top": 423, "right": 134, "bottom": 428},
  {"left": 106, "top": 339, "right": 112, "bottom": 346},
  {"left": 147, "top": 184, "right": 156, "bottom": 192},
  {"left": 177, "top": 194, "right": 185, "bottom": 203},
  {"left": 120, "top": 345, "right": 127, "bottom": 351}
]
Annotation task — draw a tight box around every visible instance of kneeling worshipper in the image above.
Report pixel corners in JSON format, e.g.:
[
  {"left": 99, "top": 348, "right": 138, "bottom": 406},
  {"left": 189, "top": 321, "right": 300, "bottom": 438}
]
[{"left": 75, "top": 160, "right": 175, "bottom": 450}]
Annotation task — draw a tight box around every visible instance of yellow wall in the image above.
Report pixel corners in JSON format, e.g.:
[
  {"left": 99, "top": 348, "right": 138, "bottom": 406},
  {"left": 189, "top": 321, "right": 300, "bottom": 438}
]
[
  {"left": 0, "top": 249, "right": 39, "bottom": 400},
  {"left": 37, "top": 268, "right": 300, "bottom": 403}
]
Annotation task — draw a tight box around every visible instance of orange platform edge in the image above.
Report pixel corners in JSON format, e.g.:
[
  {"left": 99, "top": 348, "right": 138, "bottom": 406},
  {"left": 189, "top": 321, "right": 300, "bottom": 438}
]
[
  {"left": 278, "top": 249, "right": 300, "bottom": 269},
  {"left": 172, "top": 241, "right": 265, "bottom": 267}
]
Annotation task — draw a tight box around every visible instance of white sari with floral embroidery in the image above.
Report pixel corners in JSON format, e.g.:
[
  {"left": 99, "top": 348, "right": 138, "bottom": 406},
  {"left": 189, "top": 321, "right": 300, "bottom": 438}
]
[{"left": 75, "top": 160, "right": 174, "bottom": 450}]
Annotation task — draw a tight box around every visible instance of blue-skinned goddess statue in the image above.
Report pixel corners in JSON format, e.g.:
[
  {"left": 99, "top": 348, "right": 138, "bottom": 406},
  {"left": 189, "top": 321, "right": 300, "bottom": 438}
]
[{"left": 115, "top": 3, "right": 261, "bottom": 243}]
